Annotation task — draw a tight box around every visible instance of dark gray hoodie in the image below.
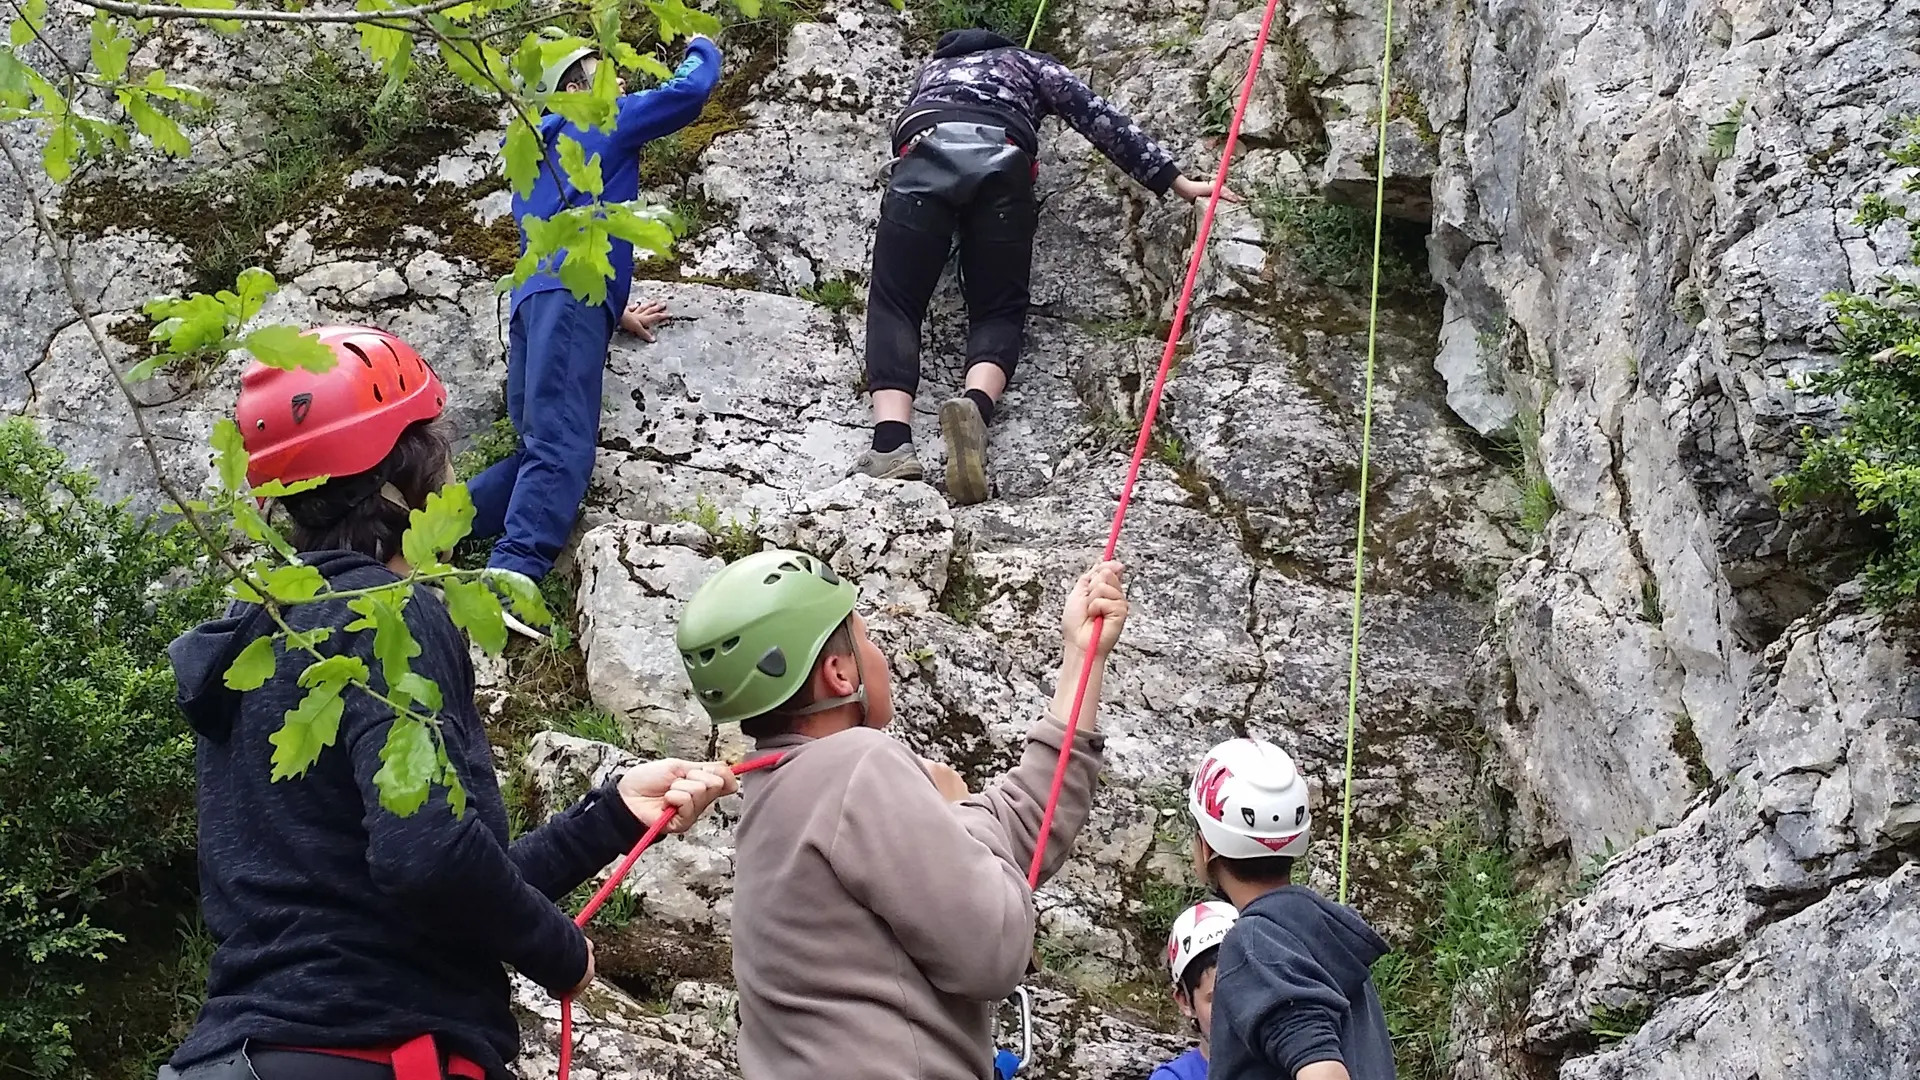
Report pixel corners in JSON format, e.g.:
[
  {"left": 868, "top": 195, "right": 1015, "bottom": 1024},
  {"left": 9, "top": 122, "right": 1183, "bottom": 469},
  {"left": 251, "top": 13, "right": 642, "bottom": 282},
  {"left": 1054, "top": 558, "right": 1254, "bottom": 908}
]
[
  {"left": 1207, "top": 886, "right": 1397, "bottom": 1080},
  {"left": 168, "top": 550, "right": 643, "bottom": 1078}
]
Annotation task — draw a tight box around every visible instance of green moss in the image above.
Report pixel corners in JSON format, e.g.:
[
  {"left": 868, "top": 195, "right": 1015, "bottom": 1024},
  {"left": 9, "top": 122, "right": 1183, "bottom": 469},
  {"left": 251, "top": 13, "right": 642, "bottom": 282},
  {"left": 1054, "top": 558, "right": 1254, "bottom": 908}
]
[
  {"left": 1670, "top": 712, "right": 1712, "bottom": 791},
  {"left": 320, "top": 178, "right": 519, "bottom": 277},
  {"left": 938, "top": 549, "right": 989, "bottom": 625},
  {"left": 63, "top": 56, "right": 495, "bottom": 292},
  {"left": 454, "top": 417, "right": 520, "bottom": 483}
]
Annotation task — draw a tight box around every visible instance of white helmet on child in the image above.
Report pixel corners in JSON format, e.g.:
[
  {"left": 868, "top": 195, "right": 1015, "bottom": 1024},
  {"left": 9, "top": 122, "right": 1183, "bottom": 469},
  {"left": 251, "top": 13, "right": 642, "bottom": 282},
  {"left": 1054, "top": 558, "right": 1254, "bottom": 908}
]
[
  {"left": 1187, "top": 737, "right": 1312, "bottom": 860},
  {"left": 1166, "top": 901, "right": 1238, "bottom": 985}
]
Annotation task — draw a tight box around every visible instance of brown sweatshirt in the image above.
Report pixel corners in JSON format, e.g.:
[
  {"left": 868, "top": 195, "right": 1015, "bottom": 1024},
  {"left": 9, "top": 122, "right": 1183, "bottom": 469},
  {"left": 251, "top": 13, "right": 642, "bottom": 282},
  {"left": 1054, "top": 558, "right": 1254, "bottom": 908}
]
[{"left": 731, "top": 714, "right": 1105, "bottom": 1080}]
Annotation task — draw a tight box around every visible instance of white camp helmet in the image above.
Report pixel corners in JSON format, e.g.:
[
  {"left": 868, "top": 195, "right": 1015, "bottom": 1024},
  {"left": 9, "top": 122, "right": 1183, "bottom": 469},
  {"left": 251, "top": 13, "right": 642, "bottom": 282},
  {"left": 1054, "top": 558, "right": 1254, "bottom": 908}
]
[
  {"left": 1166, "top": 901, "right": 1239, "bottom": 985},
  {"left": 1187, "top": 737, "right": 1312, "bottom": 860}
]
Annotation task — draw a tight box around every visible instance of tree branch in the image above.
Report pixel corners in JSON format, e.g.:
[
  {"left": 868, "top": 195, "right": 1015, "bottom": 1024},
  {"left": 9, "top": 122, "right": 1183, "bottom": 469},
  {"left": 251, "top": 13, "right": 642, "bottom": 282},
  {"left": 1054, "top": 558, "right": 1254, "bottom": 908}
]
[{"left": 73, "top": 0, "right": 475, "bottom": 25}]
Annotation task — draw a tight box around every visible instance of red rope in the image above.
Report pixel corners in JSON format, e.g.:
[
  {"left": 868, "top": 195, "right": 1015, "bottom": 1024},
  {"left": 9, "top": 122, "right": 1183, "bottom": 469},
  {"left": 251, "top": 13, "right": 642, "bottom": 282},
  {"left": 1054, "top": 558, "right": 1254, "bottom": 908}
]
[
  {"left": 1024, "top": 0, "right": 1285, "bottom": 889},
  {"left": 558, "top": 752, "right": 784, "bottom": 1080},
  {"left": 556, "top": 0, "right": 1283, "bottom": 1061}
]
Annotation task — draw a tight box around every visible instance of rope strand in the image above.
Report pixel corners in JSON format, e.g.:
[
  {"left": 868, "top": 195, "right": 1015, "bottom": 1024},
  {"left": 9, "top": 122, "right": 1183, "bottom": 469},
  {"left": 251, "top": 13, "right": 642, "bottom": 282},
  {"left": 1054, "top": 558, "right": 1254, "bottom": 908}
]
[
  {"left": 1025, "top": 0, "right": 1289, "bottom": 889},
  {"left": 1334, "top": 0, "right": 1397, "bottom": 906},
  {"left": 557, "top": 753, "right": 784, "bottom": 1080}
]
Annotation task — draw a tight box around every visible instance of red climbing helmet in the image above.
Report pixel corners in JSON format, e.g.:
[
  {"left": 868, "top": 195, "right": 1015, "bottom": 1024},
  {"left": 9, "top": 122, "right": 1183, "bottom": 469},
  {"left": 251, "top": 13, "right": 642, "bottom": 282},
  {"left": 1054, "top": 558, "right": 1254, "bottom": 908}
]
[{"left": 235, "top": 325, "right": 446, "bottom": 488}]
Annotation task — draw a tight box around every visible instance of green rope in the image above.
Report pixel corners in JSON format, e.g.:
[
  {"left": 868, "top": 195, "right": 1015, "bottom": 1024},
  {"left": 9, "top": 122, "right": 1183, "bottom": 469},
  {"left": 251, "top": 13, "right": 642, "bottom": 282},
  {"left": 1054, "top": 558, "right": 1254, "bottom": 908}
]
[
  {"left": 1022, "top": 0, "right": 1049, "bottom": 48},
  {"left": 1335, "top": 0, "right": 1396, "bottom": 907}
]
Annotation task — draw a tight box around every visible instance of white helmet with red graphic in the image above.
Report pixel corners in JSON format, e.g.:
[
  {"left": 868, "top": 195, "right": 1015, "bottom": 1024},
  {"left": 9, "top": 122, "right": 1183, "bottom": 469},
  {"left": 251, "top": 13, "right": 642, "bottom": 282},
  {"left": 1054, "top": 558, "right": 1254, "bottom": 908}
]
[
  {"left": 1166, "top": 901, "right": 1239, "bottom": 984},
  {"left": 1187, "top": 737, "right": 1312, "bottom": 860}
]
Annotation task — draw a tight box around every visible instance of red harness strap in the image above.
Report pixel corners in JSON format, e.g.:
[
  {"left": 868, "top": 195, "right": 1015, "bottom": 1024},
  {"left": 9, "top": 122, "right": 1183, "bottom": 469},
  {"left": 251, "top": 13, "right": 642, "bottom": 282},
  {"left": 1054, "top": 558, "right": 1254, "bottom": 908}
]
[{"left": 278, "top": 1035, "right": 484, "bottom": 1080}]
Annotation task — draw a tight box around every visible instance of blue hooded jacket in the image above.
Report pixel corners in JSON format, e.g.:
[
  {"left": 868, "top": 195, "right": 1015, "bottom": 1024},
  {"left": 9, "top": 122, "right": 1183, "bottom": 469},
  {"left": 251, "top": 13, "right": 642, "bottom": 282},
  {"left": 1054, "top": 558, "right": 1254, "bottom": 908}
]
[
  {"left": 510, "top": 36, "right": 723, "bottom": 319},
  {"left": 1207, "top": 886, "right": 1397, "bottom": 1080}
]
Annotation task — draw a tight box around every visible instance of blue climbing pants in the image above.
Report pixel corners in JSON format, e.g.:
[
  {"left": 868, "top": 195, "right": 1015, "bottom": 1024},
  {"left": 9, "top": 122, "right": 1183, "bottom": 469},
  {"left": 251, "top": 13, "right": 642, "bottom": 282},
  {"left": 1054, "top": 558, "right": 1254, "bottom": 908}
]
[{"left": 468, "top": 289, "right": 614, "bottom": 581}]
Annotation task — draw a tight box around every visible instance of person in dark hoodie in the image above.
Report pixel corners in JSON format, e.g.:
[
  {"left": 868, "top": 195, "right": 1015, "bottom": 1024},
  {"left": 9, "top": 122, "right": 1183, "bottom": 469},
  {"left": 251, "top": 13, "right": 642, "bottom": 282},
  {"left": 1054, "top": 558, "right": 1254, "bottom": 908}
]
[
  {"left": 1185, "top": 737, "right": 1397, "bottom": 1080},
  {"left": 850, "top": 28, "right": 1236, "bottom": 505},
  {"left": 162, "top": 325, "right": 738, "bottom": 1080}
]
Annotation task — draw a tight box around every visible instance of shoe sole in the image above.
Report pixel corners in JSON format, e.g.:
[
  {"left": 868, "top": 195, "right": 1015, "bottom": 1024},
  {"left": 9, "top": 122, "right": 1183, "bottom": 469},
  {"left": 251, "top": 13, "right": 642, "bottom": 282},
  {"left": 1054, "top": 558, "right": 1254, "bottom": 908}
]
[{"left": 940, "top": 399, "right": 989, "bottom": 506}]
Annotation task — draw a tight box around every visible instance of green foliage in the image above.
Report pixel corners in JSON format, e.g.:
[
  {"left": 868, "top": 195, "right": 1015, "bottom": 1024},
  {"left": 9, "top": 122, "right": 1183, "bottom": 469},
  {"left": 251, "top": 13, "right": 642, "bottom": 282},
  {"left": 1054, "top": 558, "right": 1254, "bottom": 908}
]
[
  {"left": 555, "top": 705, "right": 629, "bottom": 748},
  {"left": 1706, "top": 98, "right": 1746, "bottom": 160},
  {"left": 167, "top": 58, "right": 486, "bottom": 291},
  {"left": 455, "top": 417, "right": 522, "bottom": 482},
  {"left": 1776, "top": 117, "right": 1920, "bottom": 606},
  {"left": 924, "top": 0, "right": 1047, "bottom": 47},
  {"left": 1250, "top": 184, "right": 1431, "bottom": 293},
  {"left": 1372, "top": 822, "right": 1544, "bottom": 1079},
  {"left": 1505, "top": 406, "right": 1557, "bottom": 535},
  {"left": 939, "top": 550, "right": 989, "bottom": 625},
  {"left": 0, "top": 420, "right": 222, "bottom": 1077},
  {"left": 1639, "top": 577, "right": 1662, "bottom": 624},
  {"left": 672, "top": 493, "right": 763, "bottom": 562},
  {"left": 797, "top": 276, "right": 865, "bottom": 312},
  {"left": 1201, "top": 78, "right": 1235, "bottom": 138},
  {"left": 1136, "top": 877, "right": 1206, "bottom": 943},
  {"left": 1590, "top": 1001, "right": 1651, "bottom": 1044}
]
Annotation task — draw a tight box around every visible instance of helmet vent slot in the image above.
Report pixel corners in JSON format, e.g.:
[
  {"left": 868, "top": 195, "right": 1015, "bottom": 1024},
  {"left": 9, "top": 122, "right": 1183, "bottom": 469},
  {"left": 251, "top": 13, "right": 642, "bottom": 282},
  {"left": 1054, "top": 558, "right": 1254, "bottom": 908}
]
[
  {"left": 699, "top": 648, "right": 716, "bottom": 664},
  {"left": 397, "top": 371, "right": 408, "bottom": 392},
  {"left": 371, "top": 383, "right": 384, "bottom": 403},
  {"left": 721, "top": 636, "right": 740, "bottom": 652},
  {"left": 763, "top": 573, "right": 782, "bottom": 585},
  {"left": 755, "top": 648, "right": 786, "bottom": 678},
  {"left": 817, "top": 562, "right": 841, "bottom": 585},
  {"left": 344, "top": 342, "right": 375, "bottom": 368}
]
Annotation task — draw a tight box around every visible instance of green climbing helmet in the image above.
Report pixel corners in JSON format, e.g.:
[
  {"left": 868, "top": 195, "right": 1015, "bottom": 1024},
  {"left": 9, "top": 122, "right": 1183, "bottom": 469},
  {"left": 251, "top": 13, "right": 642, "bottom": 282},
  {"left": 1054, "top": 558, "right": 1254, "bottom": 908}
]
[
  {"left": 677, "top": 549, "right": 859, "bottom": 725},
  {"left": 527, "top": 27, "right": 596, "bottom": 98}
]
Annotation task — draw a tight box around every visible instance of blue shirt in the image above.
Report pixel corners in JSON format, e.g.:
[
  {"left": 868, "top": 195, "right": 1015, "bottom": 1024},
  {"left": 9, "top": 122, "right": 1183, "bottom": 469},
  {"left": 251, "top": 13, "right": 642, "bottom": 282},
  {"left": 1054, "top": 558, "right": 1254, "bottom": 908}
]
[
  {"left": 1150, "top": 1047, "right": 1208, "bottom": 1080},
  {"left": 509, "top": 37, "right": 723, "bottom": 318}
]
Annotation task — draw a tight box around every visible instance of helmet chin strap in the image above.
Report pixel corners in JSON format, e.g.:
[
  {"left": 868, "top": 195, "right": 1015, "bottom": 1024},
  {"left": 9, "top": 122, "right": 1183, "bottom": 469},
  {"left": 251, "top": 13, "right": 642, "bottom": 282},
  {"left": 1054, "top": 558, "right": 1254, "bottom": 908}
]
[{"left": 783, "top": 647, "right": 871, "bottom": 726}]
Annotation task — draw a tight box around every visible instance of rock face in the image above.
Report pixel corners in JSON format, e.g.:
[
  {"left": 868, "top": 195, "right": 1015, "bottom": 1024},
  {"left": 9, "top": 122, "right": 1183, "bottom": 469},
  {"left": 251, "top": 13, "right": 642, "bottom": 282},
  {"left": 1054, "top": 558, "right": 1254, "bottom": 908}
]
[{"left": 8, "top": 0, "right": 1920, "bottom": 1076}]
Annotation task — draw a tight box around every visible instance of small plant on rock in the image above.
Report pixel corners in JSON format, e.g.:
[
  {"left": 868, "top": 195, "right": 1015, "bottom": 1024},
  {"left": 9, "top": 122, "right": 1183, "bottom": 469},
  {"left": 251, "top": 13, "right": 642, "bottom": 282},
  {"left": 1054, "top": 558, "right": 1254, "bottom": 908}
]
[
  {"left": 1776, "top": 116, "right": 1920, "bottom": 607},
  {"left": 1250, "top": 183, "right": 1430, "bottom": 294},
  {"left": 797, "top": 276, "right": 865, "bottom": 313},
  {"left": 555, "top": 706, "right": 629, "bottom": 748},
  {"left": 455, "top": 416, "right": 521, "bottom": 482},
  {"left": 1706, "top": 98, "right": 1747, "bottom": 160}
]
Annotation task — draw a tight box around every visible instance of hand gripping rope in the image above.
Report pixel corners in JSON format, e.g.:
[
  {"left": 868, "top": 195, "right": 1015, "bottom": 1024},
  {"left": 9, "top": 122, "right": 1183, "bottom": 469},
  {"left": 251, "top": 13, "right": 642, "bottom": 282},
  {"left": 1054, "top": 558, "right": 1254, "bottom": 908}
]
[{"left": 556, "top": 752, "right": 784, "bottom": 1080}]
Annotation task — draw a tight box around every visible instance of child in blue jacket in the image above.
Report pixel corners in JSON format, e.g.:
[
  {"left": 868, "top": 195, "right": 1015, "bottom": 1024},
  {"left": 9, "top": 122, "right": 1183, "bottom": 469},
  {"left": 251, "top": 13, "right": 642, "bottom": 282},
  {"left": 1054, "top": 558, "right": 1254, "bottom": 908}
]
[
  {"left": 470, "top": 33, "right": 722, "bottom": 592},
  {"left": 1151, "top": 901, "right": 1240, "bottom": 1080}
]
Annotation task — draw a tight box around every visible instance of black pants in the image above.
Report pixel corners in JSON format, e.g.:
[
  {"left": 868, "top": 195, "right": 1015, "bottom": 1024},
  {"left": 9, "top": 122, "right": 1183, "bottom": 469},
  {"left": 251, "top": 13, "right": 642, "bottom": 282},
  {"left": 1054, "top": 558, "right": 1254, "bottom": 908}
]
[{"left": 863, "top": 123, "right": 1039, "bottom": 399}]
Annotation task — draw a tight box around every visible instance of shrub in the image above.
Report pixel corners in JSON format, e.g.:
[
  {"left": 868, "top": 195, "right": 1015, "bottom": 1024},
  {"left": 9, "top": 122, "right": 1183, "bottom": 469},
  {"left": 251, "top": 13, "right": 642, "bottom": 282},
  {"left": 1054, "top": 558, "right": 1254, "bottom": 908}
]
[
  {"left": 923, "top": 0, "right": 1047, "bottom": 48},
  {"left": 1250, "top": 184, "right": 1431, "bottom": 294},
  {"left": 0, "top": 420, "right": 222, "bottom": 1077},
  {"left": 1776, "top": 116, "right": 1920, "bottom": 605},
  {"left": 1372, "top": 822, "right": 1543, "bottom": 1079}
]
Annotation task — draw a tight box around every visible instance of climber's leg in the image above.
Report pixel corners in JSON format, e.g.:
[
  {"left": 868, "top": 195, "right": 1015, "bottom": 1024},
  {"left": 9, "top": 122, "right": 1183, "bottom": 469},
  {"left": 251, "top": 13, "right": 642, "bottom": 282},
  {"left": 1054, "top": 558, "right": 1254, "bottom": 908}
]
[
  {"left": 942, "top": 172, "right": 1037, "bottom": 506},
  {"left": 467, "top": 313, "right": 530, "bottom": 542},
  {"left": 486, "top": 290, "right": 612, "bottom": 581},
  {"left": 854, "top": 179, "right": 959, "bottom": 482}
]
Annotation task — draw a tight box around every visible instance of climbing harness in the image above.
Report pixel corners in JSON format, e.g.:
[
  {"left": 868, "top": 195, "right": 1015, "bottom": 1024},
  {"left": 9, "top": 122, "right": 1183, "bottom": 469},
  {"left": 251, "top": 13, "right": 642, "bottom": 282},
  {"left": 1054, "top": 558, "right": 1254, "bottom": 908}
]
[
  {"left": 1333, "top": 0, "right": 1397, "bottom": 908},
  {"left": 555, "top": 752, "right": 784, "bottom": 1080}
]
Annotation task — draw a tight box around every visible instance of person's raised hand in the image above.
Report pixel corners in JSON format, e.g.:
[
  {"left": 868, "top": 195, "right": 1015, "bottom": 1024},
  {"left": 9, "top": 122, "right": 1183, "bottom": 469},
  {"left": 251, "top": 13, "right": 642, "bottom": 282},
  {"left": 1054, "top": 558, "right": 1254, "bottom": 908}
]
[
  {"left": 1061, "top": 560, "right": 1128, "bottom": 660},
  {"left": 617, "top": 759, "right": 739, "bottom": 834}
]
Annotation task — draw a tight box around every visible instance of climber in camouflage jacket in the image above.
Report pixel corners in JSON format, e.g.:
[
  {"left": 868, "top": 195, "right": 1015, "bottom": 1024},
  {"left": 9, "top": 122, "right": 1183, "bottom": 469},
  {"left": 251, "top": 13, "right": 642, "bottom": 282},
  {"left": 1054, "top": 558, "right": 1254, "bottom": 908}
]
[{"left": 851, "top": 29, "right": 1232, "bottom": 506}]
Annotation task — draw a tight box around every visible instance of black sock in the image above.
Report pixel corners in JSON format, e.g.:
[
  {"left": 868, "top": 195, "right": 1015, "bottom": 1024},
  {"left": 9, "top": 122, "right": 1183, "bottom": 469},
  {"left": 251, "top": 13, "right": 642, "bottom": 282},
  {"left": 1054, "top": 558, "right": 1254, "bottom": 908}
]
[
  {"left": 964, "top": 388, "right": 996, "bottom": 425},
  {"left": 872, "top": 421, "right": 912, "bottom": 454}
]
